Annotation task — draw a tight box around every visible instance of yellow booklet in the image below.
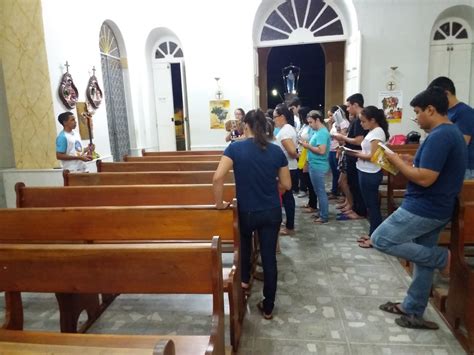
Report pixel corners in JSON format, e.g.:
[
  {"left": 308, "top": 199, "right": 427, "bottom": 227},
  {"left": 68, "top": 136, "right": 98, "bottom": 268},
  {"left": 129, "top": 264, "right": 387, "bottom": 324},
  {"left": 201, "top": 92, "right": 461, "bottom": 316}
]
[{"left": 371, "top": 145, "right": 399, "bottom": 175}]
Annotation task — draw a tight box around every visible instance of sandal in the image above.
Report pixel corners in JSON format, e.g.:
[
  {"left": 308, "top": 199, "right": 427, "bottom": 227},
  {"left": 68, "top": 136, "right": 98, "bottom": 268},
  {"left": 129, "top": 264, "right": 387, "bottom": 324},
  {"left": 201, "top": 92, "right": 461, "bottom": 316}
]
[
  {"left": 358, "top": 239, "right": 373, "bottom": 248},
  {"left": 379, "top": 301, "right": 407, "bottom": 316},
  {"left": 313, "top": 218, "right": 328, "bottom": 225},
  {"left": 241, "top": 283, "right": 251, "bottom": 297},
  {"left": 257, "top": 301, "right": 273, "bottom": 320},
  {"left": 356, "top": 235, "right": 370, "bottom": 243},
  {"left": 395, "top": 315, "right": 439, "bottom": 330}
]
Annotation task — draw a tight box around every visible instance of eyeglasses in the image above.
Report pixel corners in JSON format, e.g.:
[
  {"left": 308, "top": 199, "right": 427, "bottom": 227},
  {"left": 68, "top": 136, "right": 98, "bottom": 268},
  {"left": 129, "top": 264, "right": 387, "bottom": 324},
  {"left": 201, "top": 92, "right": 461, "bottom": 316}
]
[{"left": 410, "top": 117, "right": 418, "bottom": 123}]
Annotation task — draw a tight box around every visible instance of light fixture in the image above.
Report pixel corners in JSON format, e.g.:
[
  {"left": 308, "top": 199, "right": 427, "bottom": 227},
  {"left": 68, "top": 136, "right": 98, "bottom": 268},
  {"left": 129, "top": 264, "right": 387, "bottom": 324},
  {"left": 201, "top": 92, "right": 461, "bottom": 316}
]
[{"left": 271, "top": 89, "right": 278, "bottom": 96}]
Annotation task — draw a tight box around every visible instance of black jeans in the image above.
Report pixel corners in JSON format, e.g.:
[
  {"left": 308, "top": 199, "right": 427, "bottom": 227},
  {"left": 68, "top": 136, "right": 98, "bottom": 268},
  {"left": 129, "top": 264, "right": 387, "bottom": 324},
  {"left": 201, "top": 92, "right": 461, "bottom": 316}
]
[
  {"left": 346, "top": 156, "right": 367, "bottom": 217},
  {"left": 302, "top": 171, "right": 318, "bottom": 209},
  {"left": 298, "top": 168, "right": 307, "bottom": 192},
  {"left": 239, "top": 207, "right": 281, "bottom": 314},
  {"left": 291, "top": 168, "right": 299, "bottom": 193}
]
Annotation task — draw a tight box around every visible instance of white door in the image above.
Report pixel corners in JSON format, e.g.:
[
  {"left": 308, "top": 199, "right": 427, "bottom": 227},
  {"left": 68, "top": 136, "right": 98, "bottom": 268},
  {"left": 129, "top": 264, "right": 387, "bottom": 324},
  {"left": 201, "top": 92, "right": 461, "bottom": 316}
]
[
  {"left": 152, "top": 62, "right": 176, "bottom": 151},
  {"left": 344, "top": 31, "right": 362, "bottom": 97},
  {"left": 450, "top": 43, "right": 472, "bottom": 103},
  {"left": 429, "top": 45, "right": 450, "bottom": 79}
]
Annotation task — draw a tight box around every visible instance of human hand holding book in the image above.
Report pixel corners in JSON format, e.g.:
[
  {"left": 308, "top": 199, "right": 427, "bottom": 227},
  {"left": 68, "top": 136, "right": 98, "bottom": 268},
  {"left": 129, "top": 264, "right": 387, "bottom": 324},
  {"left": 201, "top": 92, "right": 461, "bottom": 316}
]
[{"left": 370, "top": 143, "right": 399, "bottom": 175}]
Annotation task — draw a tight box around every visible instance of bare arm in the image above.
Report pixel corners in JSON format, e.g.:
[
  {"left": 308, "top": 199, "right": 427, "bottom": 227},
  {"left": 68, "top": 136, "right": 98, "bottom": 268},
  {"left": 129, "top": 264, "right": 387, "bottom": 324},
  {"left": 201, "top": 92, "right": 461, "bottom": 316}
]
[
  {"left": 301, "top": 140, "right": 326, "bottom": 155},
  {"left": 281, "top": 138, "right": 298, "bottom": 158},
  {"left": 56, "top": 152, "right": 91, "bottom": 162},
  {"left": 212, "top": 155, "right": 233, "bottom": 209},
  {"left": 278, "top": 165, "right": 291, "bottom": 194},
  {"left": 385, "top": 151, "right": 439, "bottom": 187},
  {"left": 352, "top": 140, "right": 380, "bottom": 161}
]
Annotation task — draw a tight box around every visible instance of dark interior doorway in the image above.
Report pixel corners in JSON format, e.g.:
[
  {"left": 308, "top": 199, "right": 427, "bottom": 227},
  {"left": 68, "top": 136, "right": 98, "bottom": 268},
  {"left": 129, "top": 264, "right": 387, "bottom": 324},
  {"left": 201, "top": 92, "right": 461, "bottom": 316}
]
[
  {"left": 171, "top": 63, "right": 185, "bottom": 151},
  {"left": 266, "top": 43, "right": 325, "bottom": 111}
]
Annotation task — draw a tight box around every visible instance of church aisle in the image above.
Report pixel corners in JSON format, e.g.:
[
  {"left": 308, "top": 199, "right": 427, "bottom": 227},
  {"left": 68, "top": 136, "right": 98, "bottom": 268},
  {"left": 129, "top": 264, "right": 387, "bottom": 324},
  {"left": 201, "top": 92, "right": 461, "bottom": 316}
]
[{"left": 0, "top": 203, "right": 466, "bottom": 354}]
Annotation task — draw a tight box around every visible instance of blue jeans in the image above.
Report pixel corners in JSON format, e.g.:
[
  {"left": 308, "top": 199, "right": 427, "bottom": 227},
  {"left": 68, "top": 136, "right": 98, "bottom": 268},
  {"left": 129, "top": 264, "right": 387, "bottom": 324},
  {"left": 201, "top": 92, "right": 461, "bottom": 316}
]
[
  {"left": 309, "top": 167, "right": 329, "bottom": 221},
  {"left": 282, "top": 171, "right": 296, "bottom": 229},
  {"left": 358, "top": 170, "right": 383, "bottom": 235},
  {"left": 329, "top": 151, "right": 340, "bottom": 195},
  {"left": 371, "top": 207, "right": 450, "bottom": 317},
  {"left": 239, "top": 207, "right": 281, "bottom": 314}
]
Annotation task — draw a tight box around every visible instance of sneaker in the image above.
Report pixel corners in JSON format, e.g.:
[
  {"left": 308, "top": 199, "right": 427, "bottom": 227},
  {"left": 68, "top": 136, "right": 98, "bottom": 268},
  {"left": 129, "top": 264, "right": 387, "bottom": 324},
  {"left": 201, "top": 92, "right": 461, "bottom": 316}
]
[{"left": 297, "top": 191, "right": 308, "bottom": 198}]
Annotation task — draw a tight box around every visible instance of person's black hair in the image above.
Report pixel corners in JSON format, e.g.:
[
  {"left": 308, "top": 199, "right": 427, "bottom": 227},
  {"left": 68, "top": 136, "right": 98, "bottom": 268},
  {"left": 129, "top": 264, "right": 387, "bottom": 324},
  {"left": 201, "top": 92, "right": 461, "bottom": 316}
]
[
  {"left": 427, "top": 76, "right": 456, "bottom": 96},
  {"left": 298, "top": 106, "right": 311, "bottom": 125},
  {"left": 361, "top": 105, "right": 390, "bottom": 140},
  {"left": 288, "top": 97, "right": 301, "bottom": 108},
  {"left": 346, "top": 93, "right": 364, "bottom": 108},
  {"left": 330, "top": 105, "right": 339, "bottom": 114},
  {"left": 266, "top": 117, "right": 275, "bottom": 140},
  {"left": 266, "top": 108, "right": 274, "bottom": 119},
  {"left": 274, "top": 103, "right": 294, "bottom": 127},
  {"left": 235, "top": 108, "right": 245, "bottom": 118},
  {"left": 244, "top": 109, "right": 270, "bottom": 149},
  {"left": 410, "top": 87, "right": 449, "bottom": 116},
  {"left": 307, "top": 110, "right": 324, "bottom": 124},
  {"left": 58, "top": 112, "right": 73, "bottom": 126}
]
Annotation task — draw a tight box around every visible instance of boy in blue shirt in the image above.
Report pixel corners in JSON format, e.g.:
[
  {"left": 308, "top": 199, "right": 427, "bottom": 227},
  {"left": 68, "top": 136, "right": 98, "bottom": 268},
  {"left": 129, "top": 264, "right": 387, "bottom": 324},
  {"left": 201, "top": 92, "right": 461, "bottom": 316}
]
[{"left": 371, "top": 87, "right": 466, "bottom": 330}]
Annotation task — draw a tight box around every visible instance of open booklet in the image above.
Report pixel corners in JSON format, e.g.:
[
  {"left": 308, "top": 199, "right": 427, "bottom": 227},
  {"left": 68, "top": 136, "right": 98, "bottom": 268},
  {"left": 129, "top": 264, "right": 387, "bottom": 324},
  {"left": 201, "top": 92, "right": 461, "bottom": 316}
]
[{"left": 370, "top": 142, "right": 399, "bottom": 175}]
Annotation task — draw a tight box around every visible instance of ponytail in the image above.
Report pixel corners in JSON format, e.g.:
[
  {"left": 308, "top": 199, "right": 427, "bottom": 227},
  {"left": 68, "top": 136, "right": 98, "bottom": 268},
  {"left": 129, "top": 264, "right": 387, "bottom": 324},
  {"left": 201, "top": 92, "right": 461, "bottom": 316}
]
[{"left": 244, "top": 109, "right": 269, "bottom": 149}]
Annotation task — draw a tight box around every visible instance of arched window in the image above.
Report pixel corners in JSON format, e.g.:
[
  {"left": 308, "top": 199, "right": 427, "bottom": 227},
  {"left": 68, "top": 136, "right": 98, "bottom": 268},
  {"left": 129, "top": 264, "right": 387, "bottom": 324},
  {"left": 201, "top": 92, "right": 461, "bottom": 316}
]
[
  {"left": 260, "top": 0, "right": 344, "bottom": 42},
  {"left": 155, "top": 41, "right": 183, "bottom": 60}
]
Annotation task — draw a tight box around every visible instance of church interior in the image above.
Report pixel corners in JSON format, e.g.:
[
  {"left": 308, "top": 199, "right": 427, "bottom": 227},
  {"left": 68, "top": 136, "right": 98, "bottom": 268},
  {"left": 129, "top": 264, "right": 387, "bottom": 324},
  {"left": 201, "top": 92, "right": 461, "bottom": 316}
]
[{"left": 1, "top": 0, "right": 474, "bottom": 353}]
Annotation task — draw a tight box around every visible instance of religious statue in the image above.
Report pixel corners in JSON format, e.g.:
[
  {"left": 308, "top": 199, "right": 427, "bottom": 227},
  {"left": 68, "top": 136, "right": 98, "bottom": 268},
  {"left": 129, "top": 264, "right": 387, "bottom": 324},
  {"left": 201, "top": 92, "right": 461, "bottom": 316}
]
[
  {"left": 86, "top": 67, "right": 103, "bottom": 109},
  {"left": 58, "top": 61, "right": 79, "bottom": 109},
  {"left": 282, "top": 64, "right": 300, "bottom": 95}
]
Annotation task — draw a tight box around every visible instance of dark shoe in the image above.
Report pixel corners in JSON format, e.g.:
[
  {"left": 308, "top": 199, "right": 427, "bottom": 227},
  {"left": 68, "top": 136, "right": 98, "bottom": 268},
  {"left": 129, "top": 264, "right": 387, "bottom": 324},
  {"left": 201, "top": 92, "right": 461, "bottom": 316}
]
[
  {"left": 257, "top": 301, "right": 273, "bottom": 320},
  {"left": 379, "top": 301, "right": 407, "bottom": 316},
  {"left": 395, "top": 315, "right": 439, "bottom": 330}
]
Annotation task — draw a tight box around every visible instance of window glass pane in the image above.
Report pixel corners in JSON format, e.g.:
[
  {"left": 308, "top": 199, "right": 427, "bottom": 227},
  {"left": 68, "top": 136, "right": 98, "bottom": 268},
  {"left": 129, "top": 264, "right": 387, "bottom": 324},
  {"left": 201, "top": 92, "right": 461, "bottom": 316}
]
[
  {"left": 433, "top": 30, "right": 446, "bottom": 41},
  {"left": 456, "top": 29, "right": 468, "bottom": 39},
  {"left": 440, "top": 22, "right": 450, "bottom": 36},
  {"left": 452, "top": 22, "right": 462, "bottom": 36},
  {"left": 159, "top": 42, "right": 168, "bottom": 55}
]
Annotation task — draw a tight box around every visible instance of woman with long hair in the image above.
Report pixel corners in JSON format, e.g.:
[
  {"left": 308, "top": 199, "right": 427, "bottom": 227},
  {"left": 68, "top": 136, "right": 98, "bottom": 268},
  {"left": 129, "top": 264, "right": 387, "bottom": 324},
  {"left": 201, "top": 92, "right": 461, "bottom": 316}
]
[
  {"left": 300, "top": 110, "right": 331, "bottom": 224},
  {"left": 273, "top": 103, "right": 298, "bottom": 235},
  {"left": 345, "top": 106, "right": 389, "bottom": 247},
  {"left": 213, "top": 109, "right": 291, "bottom": 319},
  {"left": 225, "top": 108, "right": 246, "bottom": 142}
]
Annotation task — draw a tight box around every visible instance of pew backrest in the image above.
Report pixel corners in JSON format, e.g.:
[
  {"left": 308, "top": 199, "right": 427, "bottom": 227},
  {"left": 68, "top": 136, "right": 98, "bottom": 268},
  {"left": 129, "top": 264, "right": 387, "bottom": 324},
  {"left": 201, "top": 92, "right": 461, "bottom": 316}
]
[
  {"left": 142, "top": 149, "right": 223, "bottom": 156},
  {"left": 125, "top": 155, "right": 221, "bottom": 162},
  {"left": 64, "top": 170, "right": 234, "bottom": 186},
  {"left": 16, "top": 183, "right": 235, "bottom": 208},
  {"left": 97, "top": 160, "right": 220, "bottom": 172}
]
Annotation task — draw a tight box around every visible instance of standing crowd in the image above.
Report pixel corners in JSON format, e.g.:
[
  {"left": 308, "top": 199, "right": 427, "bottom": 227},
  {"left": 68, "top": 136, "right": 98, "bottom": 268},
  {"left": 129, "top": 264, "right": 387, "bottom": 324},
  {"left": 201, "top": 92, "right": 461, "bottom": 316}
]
[{"left": 212, "top": 76, "right": 474, "bottom": 329}]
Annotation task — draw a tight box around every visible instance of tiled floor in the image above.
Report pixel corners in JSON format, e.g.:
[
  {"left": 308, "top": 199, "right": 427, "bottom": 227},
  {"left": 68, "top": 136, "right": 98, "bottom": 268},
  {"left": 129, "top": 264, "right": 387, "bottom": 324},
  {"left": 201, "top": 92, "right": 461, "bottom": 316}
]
[{"left": 0, "top": 198, "right": 467, "bottom": 354}]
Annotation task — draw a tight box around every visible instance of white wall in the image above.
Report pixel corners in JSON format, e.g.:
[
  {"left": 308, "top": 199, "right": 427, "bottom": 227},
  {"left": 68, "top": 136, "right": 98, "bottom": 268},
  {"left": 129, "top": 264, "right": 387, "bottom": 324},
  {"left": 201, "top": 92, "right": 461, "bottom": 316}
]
[
  {"left": 353, "top": 0, "right": 474, "bottom": 137},
  {"left": 41, "top": 0, "right": 259, "bottom": 153},
  {"left": 40, "top": 0, "right": 474, "bottom": 151}
]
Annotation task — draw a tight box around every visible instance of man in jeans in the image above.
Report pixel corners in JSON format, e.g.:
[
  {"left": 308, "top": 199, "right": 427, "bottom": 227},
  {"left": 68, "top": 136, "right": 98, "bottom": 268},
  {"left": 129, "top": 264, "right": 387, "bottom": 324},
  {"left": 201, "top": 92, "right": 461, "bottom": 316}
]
[{"left": 372, "top": 87, "right": 466, "bottom": 329}]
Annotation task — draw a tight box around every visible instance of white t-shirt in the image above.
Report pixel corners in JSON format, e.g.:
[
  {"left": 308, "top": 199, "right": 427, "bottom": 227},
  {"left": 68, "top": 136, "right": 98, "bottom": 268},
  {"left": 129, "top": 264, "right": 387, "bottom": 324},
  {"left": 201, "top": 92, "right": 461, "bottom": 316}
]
[
  {"left": 293, "top": 115, "right": 301, "bottom": 132},
  {"left": 329, "top": 119, "right": 350, "bottom": 151},
  {"left": 56, "top": 130, "right": 87, "bottom": 172},
  {"left": 276, "top": 124, "right": 298, "bottom": 170},
  {"left": 356, "top": 127, "right": 386, "bottom": 173}
]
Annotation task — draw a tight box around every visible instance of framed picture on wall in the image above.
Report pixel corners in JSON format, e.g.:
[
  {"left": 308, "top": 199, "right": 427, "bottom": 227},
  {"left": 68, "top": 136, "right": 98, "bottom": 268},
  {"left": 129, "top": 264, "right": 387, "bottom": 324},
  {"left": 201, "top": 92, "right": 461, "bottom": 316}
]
[{"left": 210, "top": 100, "right": 230, "bottom": 129}]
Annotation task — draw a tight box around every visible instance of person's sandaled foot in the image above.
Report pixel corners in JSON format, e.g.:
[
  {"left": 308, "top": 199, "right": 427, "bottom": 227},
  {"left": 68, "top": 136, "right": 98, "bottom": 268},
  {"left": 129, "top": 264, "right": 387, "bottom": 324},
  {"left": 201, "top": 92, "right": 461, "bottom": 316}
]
[
  {"left": 344, "top": 211, "right": 364, "bottom": 220},
  {"left": 336, "top": 203, "right": 348, "bottom": 210},
  {"left": 257, "top": 301, "right": 273, "bottom": 320},
  {"left": 440, "top": 249, "right": 451, "bottom": 277},
  {"left": 358, "top": 239, "right": 373, "bottom": 248},
  {"left": 379, "top": 301, "right": 407, "bottom": 315},
  {"left": 280, "top": 228, "right": 295, "bottom": 236},
  {"left": 395, "top": 315, "right": 439, "bottom": 330},
  {"left": 356, "top": 235, "right": 370, "bottom": 243},
  {"left": 241, "top": 282, "right": 251, "bottom": 297},
  {"left": 302, "top": 207, "right": 317, "bottom": 213},
  {"left": 313, "top": 218, "right": 328, "bottom": 225}
]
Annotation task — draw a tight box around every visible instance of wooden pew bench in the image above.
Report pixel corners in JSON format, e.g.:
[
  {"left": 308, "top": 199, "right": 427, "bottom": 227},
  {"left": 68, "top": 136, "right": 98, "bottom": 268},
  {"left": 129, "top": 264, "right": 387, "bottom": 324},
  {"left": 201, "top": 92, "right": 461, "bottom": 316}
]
[
  {"left": 63, "top": 170, "right": 234, "bottom": 186},
  {"left": 444, "top": 181, "right": 474, "bottom": 354},
  {"left": 97, "top": 160, "right": 220, "bottom": 172},
  {"left": 0, "top": 238, "right": 225, "bottom": 355},
  {"left": 0, "top": 205, "right": 243, "bottom": 352},
  {"left": 16, "top": 183, "right": 235, "bottom": 208},
  {"left": 142, "top": 149, "right": 223, "bottom": 156},
  {"left": 124, "top": 154, "right": 221, "bottom": 162}
]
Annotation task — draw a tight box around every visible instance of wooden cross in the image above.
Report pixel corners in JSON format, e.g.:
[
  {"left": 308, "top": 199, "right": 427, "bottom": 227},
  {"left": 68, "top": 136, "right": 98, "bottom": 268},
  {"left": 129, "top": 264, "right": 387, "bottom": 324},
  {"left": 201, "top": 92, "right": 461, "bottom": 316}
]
[
  {"left": 65, "top": 61, "right": 70, "bottom": 73},
  {"left": 387, "top": 81, "right": 395, "bottom": 90}
]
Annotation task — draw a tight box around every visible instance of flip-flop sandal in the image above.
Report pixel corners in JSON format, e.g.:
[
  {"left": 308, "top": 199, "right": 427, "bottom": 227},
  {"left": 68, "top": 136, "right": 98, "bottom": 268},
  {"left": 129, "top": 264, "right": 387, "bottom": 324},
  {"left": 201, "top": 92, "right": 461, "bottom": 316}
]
[
  {"left": 395, "top": 315, "right": 439, "bottom": 330},
  {"left": 336, "top": 214, "right": 350, "bottom": 221},
  {"left": 257, "top": 301, "right": 273, "bottom": 320},
  {"left": 379, "top": 301, "right": 407, "bottom": 315},
  {"left": 356, "top": 235, "right": 370, "bottom": 243},
  {"left": 358, "top": 240, "right": 373, "bottom": 248}
]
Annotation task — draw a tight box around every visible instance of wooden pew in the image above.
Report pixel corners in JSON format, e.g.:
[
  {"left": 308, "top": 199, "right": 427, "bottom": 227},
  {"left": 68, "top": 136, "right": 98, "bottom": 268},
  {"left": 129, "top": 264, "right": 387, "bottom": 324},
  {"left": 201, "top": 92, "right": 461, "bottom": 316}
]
[
  {"left": 125, "top": 154, "right": 221, "bottom": 162},
  {"left": 142, "top": 149, "right": 222, "bottom": 156},
  {"left": 445, "top": 181, "right": 474, "bottom": 354},
  {"left": 0, "top": 238, "right": 225, "bottom": 355},
  {"left": 0, "top": 204, "right": 243, "bottom": 352},
  {"left": 16, "top": 183, "right": 235, "bottom": 208},
  {"left": 0, "top": 332, "right": 176, "bottom": 355},
  {"left": 97, "top": 160, "right": 219, "bottom": 172},
  {"left": 63, "top": 170, "right": 234, "bottom": 186}
]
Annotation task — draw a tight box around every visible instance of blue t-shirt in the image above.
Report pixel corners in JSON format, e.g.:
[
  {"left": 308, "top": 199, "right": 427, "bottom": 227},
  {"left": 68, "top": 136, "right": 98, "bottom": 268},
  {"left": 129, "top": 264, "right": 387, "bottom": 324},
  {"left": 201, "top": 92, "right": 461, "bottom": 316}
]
[
  {"left": 402, "top": 123, "right": 466, "bottom": 219},
  {"left": 224, "top": 138, "right": 288, "bottom": 212},
  {"left": 307, "top": 126, "right": 330, "bottom": 172},
  {"left": 448, "top": 102, "right": 474, "bottom": 169}
]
